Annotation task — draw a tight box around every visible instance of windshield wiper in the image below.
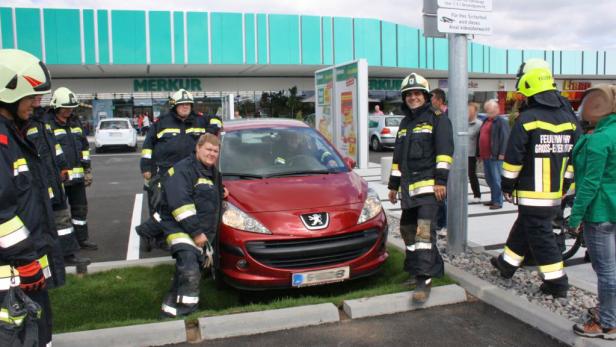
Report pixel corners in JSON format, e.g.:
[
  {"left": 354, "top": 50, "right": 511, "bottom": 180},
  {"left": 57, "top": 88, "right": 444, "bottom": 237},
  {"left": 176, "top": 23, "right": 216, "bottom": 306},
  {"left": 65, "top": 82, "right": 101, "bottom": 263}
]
[
  {"left": 265, "top": 169, "right": 332, "bottom": 178},
  {"left": 222, "top": 172, "right": 265, "bottom": 179}
]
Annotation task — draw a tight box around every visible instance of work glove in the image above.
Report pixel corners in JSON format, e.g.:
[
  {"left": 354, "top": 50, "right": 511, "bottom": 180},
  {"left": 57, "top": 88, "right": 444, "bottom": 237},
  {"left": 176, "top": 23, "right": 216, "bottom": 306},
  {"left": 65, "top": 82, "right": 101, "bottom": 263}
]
[
  {"left": 16, "top": 261, "right": 46, "bottom": 292},
  {"left": 203, "top": 241, "right": 214, "bottom": 271},
  {"left": 84, "top": 168, "right": 93, "bottom": 187}
]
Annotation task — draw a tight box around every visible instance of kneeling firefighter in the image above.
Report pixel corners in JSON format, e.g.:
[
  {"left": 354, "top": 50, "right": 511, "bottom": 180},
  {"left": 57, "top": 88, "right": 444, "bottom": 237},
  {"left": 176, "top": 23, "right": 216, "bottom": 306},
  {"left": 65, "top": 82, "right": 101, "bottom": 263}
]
[
  {"left": 387, "top": 73, "right": 454, "bottom": 303},
  {"left": 158, "top": 133, "right": 227, "bottom": 318}
]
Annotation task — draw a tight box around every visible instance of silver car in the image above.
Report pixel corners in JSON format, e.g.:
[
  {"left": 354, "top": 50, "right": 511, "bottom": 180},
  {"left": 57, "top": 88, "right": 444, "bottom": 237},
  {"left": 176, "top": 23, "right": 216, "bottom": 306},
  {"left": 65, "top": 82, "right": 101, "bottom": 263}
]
[{"left": 368, "top": 115, "right": 403, "bottom": 151}]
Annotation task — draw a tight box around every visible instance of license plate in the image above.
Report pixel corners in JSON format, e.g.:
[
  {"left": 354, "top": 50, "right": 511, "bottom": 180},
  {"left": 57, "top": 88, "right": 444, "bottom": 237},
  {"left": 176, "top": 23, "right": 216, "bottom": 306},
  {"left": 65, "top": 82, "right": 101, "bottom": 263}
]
[
  {"left": 109, "top": 132, "right": 121, "bottom": 137},
  {"left": 291, "top": 266, "right": 350, "bottom": 287}
]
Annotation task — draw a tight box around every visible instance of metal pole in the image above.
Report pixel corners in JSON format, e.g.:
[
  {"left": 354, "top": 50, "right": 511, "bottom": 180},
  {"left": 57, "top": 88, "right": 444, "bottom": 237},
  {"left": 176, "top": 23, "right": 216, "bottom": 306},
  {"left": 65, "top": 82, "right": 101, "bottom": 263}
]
[{"left": 446, "top": 33, "right": 469, "bottom": 254}]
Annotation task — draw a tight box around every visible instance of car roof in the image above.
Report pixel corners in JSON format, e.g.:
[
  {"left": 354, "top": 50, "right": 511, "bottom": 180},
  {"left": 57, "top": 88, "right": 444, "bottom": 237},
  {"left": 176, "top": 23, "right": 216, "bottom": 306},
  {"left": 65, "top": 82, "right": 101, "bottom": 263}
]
[
  {"left": 99, "top": 118, "right": 130, "bottom": 122},
  {"left": 223, "top": 118, "right": 310, "bottom": 131}
]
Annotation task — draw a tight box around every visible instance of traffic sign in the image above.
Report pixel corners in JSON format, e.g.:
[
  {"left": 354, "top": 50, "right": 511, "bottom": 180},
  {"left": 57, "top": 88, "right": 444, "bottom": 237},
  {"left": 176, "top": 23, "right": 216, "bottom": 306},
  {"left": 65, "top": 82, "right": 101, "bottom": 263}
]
[
  {"left": 437, "top": 0, "right": 492, "bottom": 12},
  {"left": 437, "top": 8, "right": 492, "bottom": 35}
]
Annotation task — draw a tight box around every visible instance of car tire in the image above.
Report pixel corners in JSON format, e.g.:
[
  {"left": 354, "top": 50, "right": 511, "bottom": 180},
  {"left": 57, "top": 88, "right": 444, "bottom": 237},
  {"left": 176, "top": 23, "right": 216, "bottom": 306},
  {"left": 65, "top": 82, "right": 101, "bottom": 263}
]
[
  {"left": 371, "top": 136, "right": 382, "bottom": 152},
  {"left": 95, "top": 147, "right": 103, "bottom": 154},
  {"left": 130, "top": 145, "right": 137, "bottom": 152}
]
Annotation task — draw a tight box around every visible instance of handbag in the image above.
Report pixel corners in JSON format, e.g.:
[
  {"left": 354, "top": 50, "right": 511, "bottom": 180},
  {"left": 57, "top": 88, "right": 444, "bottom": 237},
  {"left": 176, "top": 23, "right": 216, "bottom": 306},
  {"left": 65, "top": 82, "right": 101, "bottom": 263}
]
[{"left": 0, "top": 269, "right": 42, "bottom": 347}]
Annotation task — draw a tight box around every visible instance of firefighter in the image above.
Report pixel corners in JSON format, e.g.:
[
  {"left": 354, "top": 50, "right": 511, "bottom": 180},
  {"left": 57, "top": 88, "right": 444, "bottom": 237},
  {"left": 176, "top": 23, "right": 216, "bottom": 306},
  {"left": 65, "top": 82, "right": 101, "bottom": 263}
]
[
  {"left": 27, "top": 96, "right": 90, "bottom": 272},
  {"left": 491, "top": 59, "right": 581, "bottom": 298},
  {"left": 387, "top": 73, "right": 454, "bottom": 303},
  {"left": 137, "top": 89, "right": 215, "bottom": 248},
  {"left": 47, "top": 87, "right": 98, "bottom": 251},
  {"left": 159, "top": 133, "right": 226, "bottom": 318},
  {"left": 0, "top": 48, "right": 55, "bottom": 347}
]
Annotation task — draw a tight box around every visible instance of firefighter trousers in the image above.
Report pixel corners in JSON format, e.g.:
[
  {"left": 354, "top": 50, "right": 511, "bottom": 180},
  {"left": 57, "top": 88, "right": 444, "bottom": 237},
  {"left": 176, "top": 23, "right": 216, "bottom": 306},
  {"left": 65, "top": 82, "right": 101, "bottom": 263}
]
[
  {"left": 161, "top": 249, "right": 202, "bottom": 318},
  {"left": 399, "top": 203, "right": 444, "bottom": 279},
  {"left": 64, "top": 183, "right": 89, "bottom": 242},
  {"left": 500, "top": 211, "right": 568, "bottom": 291},
  {"left": 53, "top": 200, "right": 81, "bottom": 257}
]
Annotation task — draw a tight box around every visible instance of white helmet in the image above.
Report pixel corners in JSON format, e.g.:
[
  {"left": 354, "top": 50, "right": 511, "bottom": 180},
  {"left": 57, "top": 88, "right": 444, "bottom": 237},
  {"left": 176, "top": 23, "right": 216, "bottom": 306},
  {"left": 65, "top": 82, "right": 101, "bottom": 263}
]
[
  {"left": 170, "top": 89, "right": 194, "bottom": 106},
  {"left": 0, "top": 49, "right": 51, "bottom": 103},
  {"left": 50, "top": 87, "right": 79, "bottom": 109}
]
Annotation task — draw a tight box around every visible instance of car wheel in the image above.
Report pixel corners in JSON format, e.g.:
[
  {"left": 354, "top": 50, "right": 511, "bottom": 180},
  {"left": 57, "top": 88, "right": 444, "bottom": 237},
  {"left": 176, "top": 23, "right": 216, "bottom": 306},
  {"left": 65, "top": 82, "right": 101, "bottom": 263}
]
[
  {"left": 95, "top": 147, "right": 103, "bottom": 154},
  {"left": 371, "top": 136, "right": 382, "bottom": 152}
]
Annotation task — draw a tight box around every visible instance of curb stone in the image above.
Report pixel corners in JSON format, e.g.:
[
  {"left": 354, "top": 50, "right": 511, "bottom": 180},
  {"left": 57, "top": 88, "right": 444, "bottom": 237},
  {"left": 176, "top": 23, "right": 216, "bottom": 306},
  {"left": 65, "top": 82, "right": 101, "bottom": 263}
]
[
  {"left": 342, "top": 284, "right": 467, "bottom": 319},
  {"left": 53, "top": 320, "right": 186, "bottom": 347},
  {"left": 198, "top": 303, "right": 340, "bottom": 340}
]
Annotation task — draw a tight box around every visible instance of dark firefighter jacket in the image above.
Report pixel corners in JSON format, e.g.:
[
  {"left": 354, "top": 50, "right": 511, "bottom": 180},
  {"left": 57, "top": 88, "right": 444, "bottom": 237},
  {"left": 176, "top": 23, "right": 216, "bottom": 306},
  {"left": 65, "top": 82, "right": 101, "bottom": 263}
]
[
  {"left": 501, "top": 91, "right": 581, "bottom": 216},
  {"left": 47, "top": 110, "right": 90, "bottom": 185},
  {"left": 158, "top": 154, "right": 224, "bottom": 253},
  {"left": 388, "top": 102, "right": 454, "bottom": 209}
]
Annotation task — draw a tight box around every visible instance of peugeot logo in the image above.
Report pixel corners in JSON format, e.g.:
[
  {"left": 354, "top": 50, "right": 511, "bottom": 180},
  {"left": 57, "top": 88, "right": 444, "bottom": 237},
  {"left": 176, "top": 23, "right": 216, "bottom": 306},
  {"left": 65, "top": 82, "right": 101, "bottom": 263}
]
[{"left": 300, "top": 212, "right": 329, "bottom": 230}]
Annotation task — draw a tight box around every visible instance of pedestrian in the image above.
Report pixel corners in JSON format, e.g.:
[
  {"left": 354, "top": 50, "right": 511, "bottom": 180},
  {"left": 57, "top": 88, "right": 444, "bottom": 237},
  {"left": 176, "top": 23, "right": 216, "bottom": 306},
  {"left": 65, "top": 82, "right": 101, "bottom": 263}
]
[
  {"left": 373, "top": 105, "right": 384, "bottom": 115},
  {"left": 568, "top": 84, "right": 616, "bottom": 340},
  {"left": 142, "top": 111, "right": 151, "bottom": 136},
  {"left": 478, "top": 99, "right": 509, "bottom": 209},
  {"left": 430, "top": 88, "right": 449, "bottom": 235},
  {"left": 138, "top": 113, "right": 144, "bottom": 135},
  {"left": 137, "top": 89, "right": 212, "bottom": 249},
  {"left": 28, "top": 96, "right": 90, "bottom": 271},
  {"left": 47, "top": 87, "right": 98, "bottom": 251},
  {"left": 0, "top": 48, "right": 56, "bottom": 347},
  {"left": 159, "top": 133, "right": 227, "bottom": 318},
  {"left": 491, "top": 58, "right": 580, "bottom": 298},
  {"left": 388, "top": 73, "right": 454, "bottom": 303},
  {"left": 468, "top": 101, "right": 483, "bottom": 203}
]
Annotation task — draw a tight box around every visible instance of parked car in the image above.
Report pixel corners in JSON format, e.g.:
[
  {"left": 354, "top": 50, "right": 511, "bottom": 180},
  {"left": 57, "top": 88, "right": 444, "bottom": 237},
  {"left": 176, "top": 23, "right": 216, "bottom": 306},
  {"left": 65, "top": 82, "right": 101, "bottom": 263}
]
[
  {"left": 94, "top": 118, "right": 137, "bottom": 153},
  {"left": 368, "top": 115, "right": 404, "bottom": 151},
  {"left": 217, "top": 119, "right": 388, "bottom": 289}
]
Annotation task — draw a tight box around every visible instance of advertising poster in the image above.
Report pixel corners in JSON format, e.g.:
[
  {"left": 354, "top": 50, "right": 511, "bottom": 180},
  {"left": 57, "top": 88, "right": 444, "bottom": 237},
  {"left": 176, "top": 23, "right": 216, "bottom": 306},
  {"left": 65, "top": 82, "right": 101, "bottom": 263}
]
[
  {"left": 335, "top": 63, "right": 359, "bottom": 160},
  {"left": 314, "top": 69, "right": 334, "bottom": 142}
]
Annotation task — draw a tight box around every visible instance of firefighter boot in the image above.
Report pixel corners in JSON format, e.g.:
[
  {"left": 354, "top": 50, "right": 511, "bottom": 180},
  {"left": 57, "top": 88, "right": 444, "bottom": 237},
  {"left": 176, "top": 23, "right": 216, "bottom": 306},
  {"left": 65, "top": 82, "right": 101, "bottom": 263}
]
[
  {"left": 540, "top": 275, "right": 569, "bottom": 298},
  {"left": 490, "top": 255, "right": 516, "bottom": 279},
  {"left": 412, "top": 277, "right": 432, "bottom": 304}
]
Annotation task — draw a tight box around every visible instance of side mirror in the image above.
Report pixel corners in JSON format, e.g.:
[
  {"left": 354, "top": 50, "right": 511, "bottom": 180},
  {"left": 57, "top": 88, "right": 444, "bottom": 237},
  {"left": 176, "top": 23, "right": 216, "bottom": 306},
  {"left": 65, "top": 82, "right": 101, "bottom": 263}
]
[{"left": 344, "top": 157, "right": 356, "bottom": 169}]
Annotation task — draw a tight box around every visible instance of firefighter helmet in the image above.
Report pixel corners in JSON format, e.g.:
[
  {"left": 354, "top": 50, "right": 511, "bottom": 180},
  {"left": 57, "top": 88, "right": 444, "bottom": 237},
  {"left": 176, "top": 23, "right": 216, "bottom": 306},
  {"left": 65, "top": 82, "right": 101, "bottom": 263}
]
[
  {"left": 515, "top": 58, "right": 557, "bottom": 97},
  {"left": 400, "top": 73, "right": 430, "bottom": 95},
  {"left": 170, "top": 89, "right": 194, "bottom": 106},
  {"left": 0, "top": 49, "right": 51, "bottom": 103},
  {"left": 50, "top": 87, "right": 79, "bottom": 109}
]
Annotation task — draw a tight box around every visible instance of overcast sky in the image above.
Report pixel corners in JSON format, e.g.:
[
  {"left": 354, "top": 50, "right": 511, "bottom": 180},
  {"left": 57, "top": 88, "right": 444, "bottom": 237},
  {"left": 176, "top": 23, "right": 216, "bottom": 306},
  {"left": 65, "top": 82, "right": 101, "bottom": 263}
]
[{"left": 6, "top": 0, "right": 616, "bottom": 51}]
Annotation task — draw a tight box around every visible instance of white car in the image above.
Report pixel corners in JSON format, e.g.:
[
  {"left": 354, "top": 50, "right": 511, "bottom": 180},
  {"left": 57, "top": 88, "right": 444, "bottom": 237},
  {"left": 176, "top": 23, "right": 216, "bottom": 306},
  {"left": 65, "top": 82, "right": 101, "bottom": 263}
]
[
  {"left": 94, "top": 118, "right": 137, "bottom": 153},
  {"left": 368, "top": 115, "right": 404, "bottom": 151}
]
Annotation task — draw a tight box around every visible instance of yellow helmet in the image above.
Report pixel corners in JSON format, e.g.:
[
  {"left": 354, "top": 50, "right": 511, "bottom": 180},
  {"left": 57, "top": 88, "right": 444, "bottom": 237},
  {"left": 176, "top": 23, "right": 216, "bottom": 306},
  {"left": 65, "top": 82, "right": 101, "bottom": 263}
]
[
  {"left": 0, "top": 49, "right": 51, "bottom": 103},
  {"left": 400, "top": 73, "right": 430, "bottom": 95},
  {"left": 170, "top": 89, "right": 194, "bottom": 106},
  {"left": 50, "top": 87, "right": 79, "bottom": 109},
  {"left": 515, "top": 58, "right": 556, "bottom": 97}
]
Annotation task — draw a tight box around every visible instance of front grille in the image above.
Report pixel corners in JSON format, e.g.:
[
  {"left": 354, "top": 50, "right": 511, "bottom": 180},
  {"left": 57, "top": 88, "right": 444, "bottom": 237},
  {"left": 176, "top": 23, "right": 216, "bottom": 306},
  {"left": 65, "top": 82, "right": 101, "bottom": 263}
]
[{"left": 245, "top": 229, "right": 380, "bottom": 269}]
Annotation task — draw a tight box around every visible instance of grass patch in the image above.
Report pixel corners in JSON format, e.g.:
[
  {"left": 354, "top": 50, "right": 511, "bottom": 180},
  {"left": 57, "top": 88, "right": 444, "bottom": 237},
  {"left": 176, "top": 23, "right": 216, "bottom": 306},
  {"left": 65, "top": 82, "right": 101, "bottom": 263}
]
[{"left": 51, "top": 246, "right": 454, "bottom": 333}]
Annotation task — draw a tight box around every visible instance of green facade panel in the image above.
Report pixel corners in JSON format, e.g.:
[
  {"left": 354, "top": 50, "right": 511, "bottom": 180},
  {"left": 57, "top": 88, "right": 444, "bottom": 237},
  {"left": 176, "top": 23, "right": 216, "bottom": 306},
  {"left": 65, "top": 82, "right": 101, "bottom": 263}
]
[
  {"left": 561, "top": 51, "right": 582, "bottom": 75},
  {"left": 43, "top": 9, "right": 81, "bottom": 64},
  {"left": 83, "top": 10, "right": 95, "bottom": 64},
  {"left": 186, "top": 12, "right": 208, "bottom": 64},
  {"left": 598, "top": 51, "right": 606, "bottom": 75},
  {"left": 322, "top": 16, "right": 333, "bottom": 65},
  {"left": 211, "top": 12, "right": 243, "bottom": 64},
  {"left": 381, "top": 21, "right": 396, "bottom": 67},
  {"left": 174, "top": 12, "right": 185, "bottom": 64},
  {"left": 489, "top": 47, "right": 506, "bottom": 74},
  {"left": 418, "top": 30, "right": 426, "bottom": 69},
  {"left": 269, "top": 14, "right": 299, "bottom": 64},
  {"left": 333, "top": 17, "right": 353, "bottom": 64},
  {"left": 1, "top": 8, "right": 14, "bottom": 48},
  {"left": 97, "top": 10, "right": 110, "bottom": 64},
  {"left": 553, "top": 51, "right": 561, "bottom": 75},
  {"left": 397, "top": 25, "right": 418, "bottom": 68},
  {"left": 434, "top": 37, "right": 448, "bottom": 70},
  {"left": 523, "top": 49, "right": 544, "bottom": 61},
  {"left": 426, "top": 37, "right": 434, "bottom": 70},
  {"left": 149, "top": 11, "right": 172, "bottom": 64},
  {"left": 507, "top": 49, "right": 522, "bottom": 74},
  {"left": 353, "top": 18, "right": 380, "bottom": 66},
  {"left": 15, "top": 8, "right": 42, "bottom": 59},
  {"left": 301, "top": 15, "right": 321, "bottom": 65},
  {"left": 111, "top": 10, "right": 146, "bottom": 64},
  {"left": 471, "top": 43, "right": 483, "bottom": 73},
  {"left": 245, "top": 14, "right": 255, "bottom": 64},
  {"left": 582, "top": 51, "right": 597, "bottom": 75},
  {"left": 257, "top": 14, "right": 267, "bottom": 64}
]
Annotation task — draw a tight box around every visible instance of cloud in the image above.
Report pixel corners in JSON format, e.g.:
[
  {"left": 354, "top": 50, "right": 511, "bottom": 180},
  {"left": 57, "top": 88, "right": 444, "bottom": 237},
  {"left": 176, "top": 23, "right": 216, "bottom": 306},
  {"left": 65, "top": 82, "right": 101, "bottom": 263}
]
[{"left": 5, "top": 0, "right": 615, "bottom": 51}]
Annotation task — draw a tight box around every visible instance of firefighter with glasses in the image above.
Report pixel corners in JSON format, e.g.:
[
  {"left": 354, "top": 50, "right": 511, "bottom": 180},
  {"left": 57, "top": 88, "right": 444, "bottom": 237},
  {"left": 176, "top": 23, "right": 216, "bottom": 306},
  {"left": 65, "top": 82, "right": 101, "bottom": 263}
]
[
  {"left": 47, "top": 87, "right": 98, "bottom": 251},
  {"left": 491, "top": 59, "right": 581, "bottom": 298},
  {"left": 387, "top": 73, "right": 454, "bottom": 303}
]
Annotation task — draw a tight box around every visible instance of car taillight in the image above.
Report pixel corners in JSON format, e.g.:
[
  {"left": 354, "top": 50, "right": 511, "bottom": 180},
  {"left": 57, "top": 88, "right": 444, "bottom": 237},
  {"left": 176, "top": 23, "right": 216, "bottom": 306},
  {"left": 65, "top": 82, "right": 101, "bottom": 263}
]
[{"left": 380, "top": 127, "right": 391, "bottom": 135}]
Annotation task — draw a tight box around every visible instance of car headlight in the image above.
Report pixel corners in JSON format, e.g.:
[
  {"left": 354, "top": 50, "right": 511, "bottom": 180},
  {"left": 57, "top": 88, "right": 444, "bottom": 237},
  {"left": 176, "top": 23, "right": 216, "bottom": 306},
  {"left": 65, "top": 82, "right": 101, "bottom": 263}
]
[
  {"left": 357, "top": 187, "right": 383, "bottom": 224},
  {"left": 222, "top": 202, "right": 271, "bottom": 234}
]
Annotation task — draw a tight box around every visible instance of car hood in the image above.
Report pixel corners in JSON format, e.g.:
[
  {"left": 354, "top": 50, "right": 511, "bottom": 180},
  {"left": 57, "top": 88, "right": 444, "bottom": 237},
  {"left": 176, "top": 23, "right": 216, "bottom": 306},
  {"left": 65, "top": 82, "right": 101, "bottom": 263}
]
[{"left": 225, "top": 172, "right": 366, "bottom": 213}]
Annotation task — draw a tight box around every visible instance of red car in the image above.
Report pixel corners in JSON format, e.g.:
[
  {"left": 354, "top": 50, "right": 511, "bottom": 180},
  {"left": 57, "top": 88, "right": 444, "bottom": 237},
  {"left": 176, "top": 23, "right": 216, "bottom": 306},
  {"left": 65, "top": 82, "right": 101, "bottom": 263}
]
[{"left": 216, "top": 119, "right": 388, "bottom": 289}]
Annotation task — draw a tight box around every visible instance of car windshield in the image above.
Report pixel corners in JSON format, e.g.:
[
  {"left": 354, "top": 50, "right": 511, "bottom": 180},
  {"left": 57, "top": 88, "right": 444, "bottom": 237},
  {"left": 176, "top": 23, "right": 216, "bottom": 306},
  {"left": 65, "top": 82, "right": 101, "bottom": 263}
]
[
  {"left": 220, "top": 127, "right": 348, "bottom": 179},
  {"left": 385, "top": 116, "right": 403, "bottom": 127},
  {"left": 100, "top": 121, "right": 129, "bottom": 130}
]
